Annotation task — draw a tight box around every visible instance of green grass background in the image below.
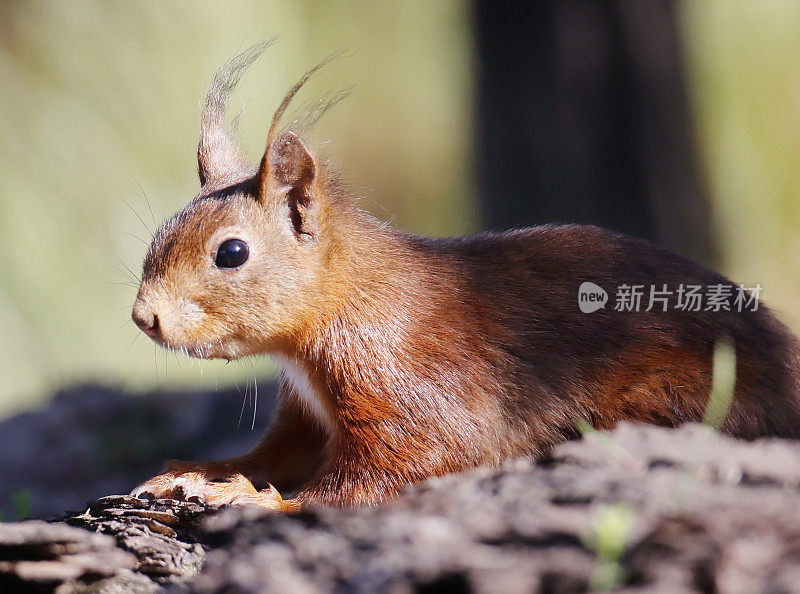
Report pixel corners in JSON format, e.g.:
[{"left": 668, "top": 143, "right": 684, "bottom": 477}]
[{"left": 0, "top": 0, "right": 797, "bottom": 417}]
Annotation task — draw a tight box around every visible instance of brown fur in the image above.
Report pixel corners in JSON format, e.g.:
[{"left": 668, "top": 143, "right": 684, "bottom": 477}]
[{"left": 130, "top": 43, "right": 800, "bottom": 511}]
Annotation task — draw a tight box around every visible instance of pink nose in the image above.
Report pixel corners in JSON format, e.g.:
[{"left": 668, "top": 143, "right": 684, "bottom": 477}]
[{"left": 132, "top": 301, "right": 160, "bottom": 338}]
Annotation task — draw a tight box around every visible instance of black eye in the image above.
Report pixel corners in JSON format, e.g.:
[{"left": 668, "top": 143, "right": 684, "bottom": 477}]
[{"left": 215, "top": 239, "right": 249, "bottom": 268}]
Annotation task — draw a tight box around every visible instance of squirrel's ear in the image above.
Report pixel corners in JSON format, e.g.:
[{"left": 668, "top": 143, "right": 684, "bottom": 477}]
[
  {"left": 257, "top": 131, "right": 316, "bottom": 198},
  {"left": 256, "top": 131, "right": 318, "bottom": 236}
]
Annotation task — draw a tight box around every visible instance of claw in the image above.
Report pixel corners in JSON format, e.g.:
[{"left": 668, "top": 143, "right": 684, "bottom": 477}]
[
  {"left": 130, "top": 464, "right": 284, "bottom": 509},
  {"left": 229, "top": 484, "right": 286, "bottom": 510},
  {"left": 132, "top": 487, "right": 154, "bottom": 500}
]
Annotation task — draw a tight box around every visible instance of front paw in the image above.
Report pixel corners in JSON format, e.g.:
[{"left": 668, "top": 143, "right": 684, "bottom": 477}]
[
  {"left": 229, "top": 483, "right": 288, "bottom": 510},
  {"left": 131, "top": 461, "right": 283, "bottom": 509}
]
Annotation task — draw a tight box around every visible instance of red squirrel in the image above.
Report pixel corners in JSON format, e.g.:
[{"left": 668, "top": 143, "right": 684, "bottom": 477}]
[{"left": 130, "top": 41, "right": 800, "bottom": 511}]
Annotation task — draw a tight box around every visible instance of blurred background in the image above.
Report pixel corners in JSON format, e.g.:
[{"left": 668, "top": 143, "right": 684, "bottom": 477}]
[{"left": 0, "top": 0, "right": 799, "bottom": 421}]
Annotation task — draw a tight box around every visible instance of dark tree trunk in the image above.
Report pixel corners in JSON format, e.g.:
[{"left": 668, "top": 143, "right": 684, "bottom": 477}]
[{"left": 475, "top": 0, "right": 717, "bottom": 265}]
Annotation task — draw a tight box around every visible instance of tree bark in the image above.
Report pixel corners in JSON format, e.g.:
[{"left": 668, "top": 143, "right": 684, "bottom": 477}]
[{"left": 475, "top": 0, "right": 717, "bottom": 265}]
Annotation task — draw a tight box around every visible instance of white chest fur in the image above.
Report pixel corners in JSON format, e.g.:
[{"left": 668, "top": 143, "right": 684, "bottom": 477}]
[{"left": 272, "top": 354, "right": 333, "bottom": 433}]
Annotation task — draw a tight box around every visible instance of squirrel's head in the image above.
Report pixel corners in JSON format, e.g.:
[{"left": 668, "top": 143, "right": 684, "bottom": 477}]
[{"left": 132, "top": 41, "right": 347, "bottom": 359}]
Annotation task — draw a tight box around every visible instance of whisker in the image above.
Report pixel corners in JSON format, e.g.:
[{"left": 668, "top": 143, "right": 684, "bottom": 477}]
[
  {"left": 252, "top": 376, "right": 258, "bottom": 430},
  {"left": 236, "top": 381, "right": 247, "bottom": 429},
  {"left": 122, "top": 264, "right": 141, "bottom": 286},
  {"left": 108, "top": 280, "right": 139, "bottom": 289},
  {"left": 121, "top": 230, "right": 149, "bottom": 247},
  {"left": 131, "top": 176, "right": 158, "bottom": 226},
  {"left": 113, "top": 260, "right": 141, "bottom": 286},
  {"left": 129, "top": 332, "right": 146, "bottom": 351},
  {"left": 122, "top": 199, "right": 155, "bottom": 240},
  {"left": 109, "top": 262, "right": 140, "bottom": 286}
]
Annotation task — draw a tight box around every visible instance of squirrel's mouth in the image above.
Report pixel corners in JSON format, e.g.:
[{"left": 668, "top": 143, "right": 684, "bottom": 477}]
[
  {"left": 137, "top": 311, "right": 252, "bottom": 360},
  {"left": 180, "top": 344, "right": 220, "bottom": 359},
  {"left": 136, "top": 314, "right": 240, "bottom": 360},
  {"left": 140, "top": 330, "right": 222, "bottom": 360},
  {"left": 163, "top": 341, "right": 228, "bottom": 360},
  {"left": 160, "top": 337, "right": 249, "bottom": 362}
]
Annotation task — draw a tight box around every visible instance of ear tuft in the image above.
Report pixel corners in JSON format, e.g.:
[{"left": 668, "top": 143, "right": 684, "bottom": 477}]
[{"left": 199, "top": 40, "right": 276, "bottom": 185}]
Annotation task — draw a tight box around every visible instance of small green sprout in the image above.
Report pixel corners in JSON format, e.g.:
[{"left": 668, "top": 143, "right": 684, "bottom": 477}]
[
  {"left": 702, "top": 338, "right": 737, "bottom": 430},
  {"left": 582, "top": 503, "right": 634, "bottom": 590}
]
